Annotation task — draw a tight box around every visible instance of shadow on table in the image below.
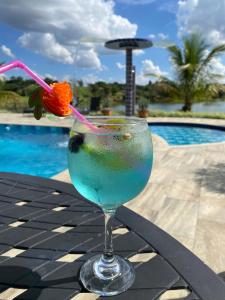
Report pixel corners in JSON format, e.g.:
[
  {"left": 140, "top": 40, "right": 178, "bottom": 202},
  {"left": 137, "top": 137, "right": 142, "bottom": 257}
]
[
  {"left": 218, "top": 272, "right": 225, "bottom": 282},
  {"left": 0, "top": 265, "right": 81, "bottom": 299},
  {"left": 195, "top": 163, "right": 225, "bottom": 194}
]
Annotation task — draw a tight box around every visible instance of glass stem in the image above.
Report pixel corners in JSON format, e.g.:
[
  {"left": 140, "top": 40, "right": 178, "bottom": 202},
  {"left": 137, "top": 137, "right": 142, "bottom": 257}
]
[
  {"left": 93, "top": 210, "right": 120, "bottom": 280},
  {"left": 103, "top": 210, "right": 115, "bottom": 263}
]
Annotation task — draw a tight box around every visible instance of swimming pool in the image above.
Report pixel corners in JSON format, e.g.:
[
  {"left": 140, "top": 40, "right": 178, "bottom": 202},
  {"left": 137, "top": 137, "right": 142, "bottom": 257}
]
[
  {"left": 150, "top": 123, "right": 225, "bottom": 145},
  {"left": 1, "top": 123, "right": 225, "bottom": 178},
  {"left": 0, "top": 124, "right": 69, "bottom": 178}
]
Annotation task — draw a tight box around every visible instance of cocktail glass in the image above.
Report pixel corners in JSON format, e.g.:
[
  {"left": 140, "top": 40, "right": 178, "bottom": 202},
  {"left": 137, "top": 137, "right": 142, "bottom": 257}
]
[{"left": 67, "top": 116, "right": 153, "bottom": 296}]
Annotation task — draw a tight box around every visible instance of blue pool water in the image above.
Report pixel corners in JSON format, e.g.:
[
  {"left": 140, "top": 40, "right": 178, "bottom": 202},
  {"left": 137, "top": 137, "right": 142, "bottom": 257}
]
[
  {"left": 1, "top": 123, "right": 225, "bottom": 178},
  {"left": 150, "top": 124, "right": 225, "bottom": 145},
  {"left": 0, "top": 124, "right": 69, "bottom": 177}
]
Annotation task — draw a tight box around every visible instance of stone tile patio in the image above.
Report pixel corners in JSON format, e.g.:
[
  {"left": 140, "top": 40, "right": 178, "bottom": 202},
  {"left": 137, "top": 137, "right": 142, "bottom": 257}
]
[{"left": 1, "top": 113, "right": 225, "bottom": 275}]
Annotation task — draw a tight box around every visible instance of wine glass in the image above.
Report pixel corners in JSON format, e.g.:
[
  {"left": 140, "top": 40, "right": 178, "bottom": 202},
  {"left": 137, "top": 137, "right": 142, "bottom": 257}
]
[{"left": 67, "top": 116, "right": 153, "bottom": 296}]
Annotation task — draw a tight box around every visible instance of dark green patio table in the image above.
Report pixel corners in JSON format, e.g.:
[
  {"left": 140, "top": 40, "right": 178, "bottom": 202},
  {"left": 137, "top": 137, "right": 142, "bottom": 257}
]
[{"left": 0, "top": 172, "right": 224, "bottom": 299}]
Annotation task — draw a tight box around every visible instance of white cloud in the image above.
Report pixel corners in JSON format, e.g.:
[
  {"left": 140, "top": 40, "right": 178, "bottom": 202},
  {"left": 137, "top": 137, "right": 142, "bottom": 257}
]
[
  {"left": 116, "top": 0, "right": 155, "bottom": 4},
  {"left": 133, "top": 49, "right": 145, "bottom": 56},
  {"left": 136, "top": 59, "right": 167, "bottom": 85},
  {"left": 116, "top": 62, "right": 125, "bottom": 69},
  {"left": 208, "top": 57, "right": 225, "bottom": 83},
  {"left": 0, "top": 0, "right": 137, "bottom": 69},
  {"left": 159, "top": 0, "right": 178, "bottom": 14},
  {"left": 148, "top": 34, "right": 156, "bottom": 39},
  {"left": 142, "top": 59, "right": 167, "bottom": 77},
  {"left": 136, "top": 74, "right": 149, "bottom": 86},
  {"left": 81, "top": 73, "right": 123, "bottom": 85},
  {"left": 62, "top": 74, "right": 72, "bottom": 82},
  {"left": 148, "top": 32, "right": 169, "bottom": 40},
  {"left": 158, "top": 33, "right": 168, "bottom": 40},
  {"left": 75, "top": 49, "right": 102, "bottom": 70},
  {"left": 0, "top": 45, "right": 15, "bottom": 58},
  {"left": 177, "top": 0, "right": 225, "bottom": 45},
  {"left": 19, "top": 33, "right": 74, "bottom": 64},
  {"left": 44, "top": 73, "right": 57, "bottom": 80},
  {"left": 62, "top": 73, "right": 95, "bottom": 85},
  {"left": 81, "top": 74, "right": 104, "bottom": 85}
]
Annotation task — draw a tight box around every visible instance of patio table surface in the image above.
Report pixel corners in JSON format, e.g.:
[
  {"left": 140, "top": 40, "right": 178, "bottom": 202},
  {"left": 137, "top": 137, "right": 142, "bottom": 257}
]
[{"left": 0, "top": 172, "right": 224, "bottom": 299}]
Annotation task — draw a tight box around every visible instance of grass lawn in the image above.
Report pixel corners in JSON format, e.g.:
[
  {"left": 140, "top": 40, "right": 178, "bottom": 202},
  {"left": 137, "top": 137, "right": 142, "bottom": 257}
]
[{"left": 147, "top": 110, "right": 225, "bottom": 120}]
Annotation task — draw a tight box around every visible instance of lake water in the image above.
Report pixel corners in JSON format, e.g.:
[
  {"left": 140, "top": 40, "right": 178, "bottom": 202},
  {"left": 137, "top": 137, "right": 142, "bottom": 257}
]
[{"left": 114, "top": 100, "right": 225, "bottom": 113}]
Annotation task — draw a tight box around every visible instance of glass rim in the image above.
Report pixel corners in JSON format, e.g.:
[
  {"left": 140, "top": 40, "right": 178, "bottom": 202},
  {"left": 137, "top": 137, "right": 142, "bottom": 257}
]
[{"left": 85, "top": 116, "right": 148, "bottom": 127}]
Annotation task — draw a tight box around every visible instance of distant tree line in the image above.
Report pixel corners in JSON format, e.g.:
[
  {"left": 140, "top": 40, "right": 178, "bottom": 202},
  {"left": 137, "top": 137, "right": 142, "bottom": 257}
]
[
  {"left": 0, "top": 73, "right": 225, "bottom": 112},
  {"left": 0, "top": 76, "right": 56, "bottom": 96}
]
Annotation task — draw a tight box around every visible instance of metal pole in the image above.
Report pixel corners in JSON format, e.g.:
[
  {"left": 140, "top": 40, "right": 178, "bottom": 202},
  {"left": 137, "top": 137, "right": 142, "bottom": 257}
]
[
  {"left": 132, "top": 65, "right": 136, "bottom": 115},
  {"left": 125, "top": 49, "right": 133, "bottom": 116}
]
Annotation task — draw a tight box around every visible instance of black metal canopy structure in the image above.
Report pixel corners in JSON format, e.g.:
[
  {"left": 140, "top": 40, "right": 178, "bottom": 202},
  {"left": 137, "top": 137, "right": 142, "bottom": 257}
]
[{"left": 105, "top": 38, "right": 153, "bottom": 116}]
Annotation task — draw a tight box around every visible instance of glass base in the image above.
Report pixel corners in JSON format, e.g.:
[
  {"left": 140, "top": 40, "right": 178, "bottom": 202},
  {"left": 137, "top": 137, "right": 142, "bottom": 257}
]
[{"left": 80, "top": 254, "right": 135, "bottom": 296}]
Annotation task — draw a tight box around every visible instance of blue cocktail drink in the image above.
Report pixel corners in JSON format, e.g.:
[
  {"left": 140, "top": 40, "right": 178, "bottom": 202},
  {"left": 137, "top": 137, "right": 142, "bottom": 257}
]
[
  {"left": 67, "top": 116, "right": 153, "bottom": 296},
  {"left": 68, "top": 122, "right": 152, "bottom": 210}
]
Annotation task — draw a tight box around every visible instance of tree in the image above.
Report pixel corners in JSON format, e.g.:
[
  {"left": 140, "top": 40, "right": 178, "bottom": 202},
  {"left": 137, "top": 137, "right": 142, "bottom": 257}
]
[
  {"left": 89, "top": 82, "right": 111, "bottom": 100},
  {"left": 77, "top": 79, "right": 83, "bottom": 87},
  {"left": 0, "top": 62, "right": 5, "bottom": 91},
  {"left": 148, "top": 33, "right": 225, "bottom": 111},
  {"left": 44, "top": 77, "right": 57, "bottom": 85}
]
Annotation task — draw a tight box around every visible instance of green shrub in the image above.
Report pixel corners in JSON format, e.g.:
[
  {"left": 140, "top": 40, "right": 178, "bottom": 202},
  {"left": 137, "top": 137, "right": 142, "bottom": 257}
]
[
  {"left": 0, "top": 91, "right": 29, "bottom": 112},
  {"left": 137, "top": 98, "right": 149, "bottom": 110},
  {"left": 146, "top": 110, "right": 225, "bottom": 119}
]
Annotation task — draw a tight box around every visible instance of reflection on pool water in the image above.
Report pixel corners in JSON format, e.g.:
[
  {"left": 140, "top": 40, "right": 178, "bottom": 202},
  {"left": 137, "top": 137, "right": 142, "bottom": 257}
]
[
  {"left": 0, "top": 124, "right": 69, "bottom": 178},
  {"left": 150, "top": 124, "right": 225, "bottom": 145}
]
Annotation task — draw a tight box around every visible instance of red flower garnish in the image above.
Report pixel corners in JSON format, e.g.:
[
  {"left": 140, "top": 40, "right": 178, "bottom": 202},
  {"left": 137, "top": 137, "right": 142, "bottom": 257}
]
[
  {"left": 42, "top": 82, "right": 73, "bottom": 116},
  {"left": 28, "top": 81, "right": 73, "bottom": 120}
]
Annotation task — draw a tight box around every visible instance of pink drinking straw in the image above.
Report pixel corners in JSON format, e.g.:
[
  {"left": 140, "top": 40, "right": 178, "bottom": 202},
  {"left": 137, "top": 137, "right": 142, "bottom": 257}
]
[{"left": 0, "top": 60, "right": 98, "bottom": 132}]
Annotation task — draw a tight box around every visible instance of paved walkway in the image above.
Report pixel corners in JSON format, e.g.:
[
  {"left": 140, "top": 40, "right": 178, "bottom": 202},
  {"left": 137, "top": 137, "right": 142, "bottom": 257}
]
[{"left": 1, "top": 113, "right": 225, "bottom": 275}]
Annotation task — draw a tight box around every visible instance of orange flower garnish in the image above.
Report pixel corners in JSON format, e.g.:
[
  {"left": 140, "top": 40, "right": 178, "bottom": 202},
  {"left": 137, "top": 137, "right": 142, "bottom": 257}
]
[{"left": 42, "top": 82, "right": 73, "bottom": 116}]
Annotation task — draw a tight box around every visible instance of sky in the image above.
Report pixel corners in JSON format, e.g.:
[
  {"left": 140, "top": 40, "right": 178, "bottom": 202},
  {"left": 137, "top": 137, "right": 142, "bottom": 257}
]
[{"left": 0, "top": 0, "right": 225, "bottom": 85}]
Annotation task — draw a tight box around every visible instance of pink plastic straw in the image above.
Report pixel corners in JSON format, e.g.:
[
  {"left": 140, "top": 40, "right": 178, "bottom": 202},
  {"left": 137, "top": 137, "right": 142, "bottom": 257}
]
[
  {"left": 0, "top": 60, "right": 98, "bottom": 132},
  {"left": 0, "top": 60, "right": 52, "bottom": 93}
]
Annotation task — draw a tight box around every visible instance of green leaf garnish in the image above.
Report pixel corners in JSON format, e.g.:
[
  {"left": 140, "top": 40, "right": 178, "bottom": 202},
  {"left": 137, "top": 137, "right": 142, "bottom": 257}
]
[
  {"left": 28, "top": 87, "right": 44, "bottom": 120},
  {"left": 28, "top": 87, "right": 42, "bottom": 107},
  {"left": 34, "top": 104, "right": 43, "bottom": 120},
  {"left": 103, "top": 118, "right": 126, "bottom": 130}
]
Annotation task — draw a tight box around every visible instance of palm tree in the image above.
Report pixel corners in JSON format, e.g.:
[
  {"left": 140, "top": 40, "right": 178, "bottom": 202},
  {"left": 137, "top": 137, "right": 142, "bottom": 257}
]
[{"left": 148, "top": 33, "right": 225, "bottom": 111}]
